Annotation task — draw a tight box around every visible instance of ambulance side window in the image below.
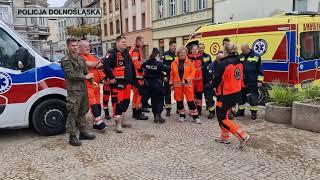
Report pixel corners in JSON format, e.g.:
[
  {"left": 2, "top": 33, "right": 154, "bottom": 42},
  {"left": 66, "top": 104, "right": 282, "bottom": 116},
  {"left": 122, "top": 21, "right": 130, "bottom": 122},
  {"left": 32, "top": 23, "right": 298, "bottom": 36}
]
[
  {"left": 0, "top": 28, "right": 35, "bottom": 71},
  {"left": 300, "top": 31, "right": 320, "bottom": 60}
]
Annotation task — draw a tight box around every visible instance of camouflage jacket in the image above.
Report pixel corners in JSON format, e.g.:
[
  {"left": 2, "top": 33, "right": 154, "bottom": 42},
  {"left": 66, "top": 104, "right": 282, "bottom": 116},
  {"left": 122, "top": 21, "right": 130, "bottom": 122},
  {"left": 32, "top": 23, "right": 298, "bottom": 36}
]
[{"left": 61, "top": 53, "right": 88, "bottom": 91}]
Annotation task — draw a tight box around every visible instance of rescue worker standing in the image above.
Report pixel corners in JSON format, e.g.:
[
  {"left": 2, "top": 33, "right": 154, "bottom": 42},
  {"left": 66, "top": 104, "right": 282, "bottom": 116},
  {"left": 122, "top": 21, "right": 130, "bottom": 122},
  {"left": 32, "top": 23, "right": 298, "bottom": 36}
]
[
  {"left": 235, "top": 44, "right": 264, "bottom": 120},
  {"left": 129, "top": 36, "right": 148, "bottom": 120},
  {"left": 188, "top": 45, "right": 204, "bottom": 115},
  {"left": 102, "top": 35, "right": 139, "bottom": 133},
  {"left": 162, "top": 41, "right": 177, "bottom": 117},
  {"left": 61, "top": 38, "right": 96, "bottom": 146},
  {"left": 79, "top": 40, "right": 108, "bottom": 131},
  {"left": 199, "top": 43, "right": 215, "bottom": 119},
  {"left": 212, "top": 43, "right": 250, "bottom": 149},
  {"left": 170, "top": 47, "right": 201, "bottom": 124},
  {"left": 139, "top": 48, "right": 167, "bottom": 123}
]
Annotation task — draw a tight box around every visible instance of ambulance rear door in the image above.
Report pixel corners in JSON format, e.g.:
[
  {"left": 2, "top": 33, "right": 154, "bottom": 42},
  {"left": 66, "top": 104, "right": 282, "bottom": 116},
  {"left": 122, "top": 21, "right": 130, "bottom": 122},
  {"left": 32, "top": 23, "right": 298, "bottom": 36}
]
[{"left": 297, "top": 16, "right": 320, "bottom": 87}]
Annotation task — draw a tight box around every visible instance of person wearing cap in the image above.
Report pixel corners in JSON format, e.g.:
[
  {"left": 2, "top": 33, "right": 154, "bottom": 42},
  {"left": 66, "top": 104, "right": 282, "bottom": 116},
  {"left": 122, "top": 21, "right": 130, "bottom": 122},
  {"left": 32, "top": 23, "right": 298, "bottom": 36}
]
[{"left": 139, "top": 48, "right": 167, "bottom": 123}]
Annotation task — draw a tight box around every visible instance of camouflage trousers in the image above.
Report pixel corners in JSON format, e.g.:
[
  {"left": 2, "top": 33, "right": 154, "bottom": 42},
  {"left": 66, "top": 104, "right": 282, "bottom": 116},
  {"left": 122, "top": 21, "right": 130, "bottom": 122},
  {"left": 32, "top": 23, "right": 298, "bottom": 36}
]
[{"left": 66, "top": 90, "right": 89, "bottom": 135}]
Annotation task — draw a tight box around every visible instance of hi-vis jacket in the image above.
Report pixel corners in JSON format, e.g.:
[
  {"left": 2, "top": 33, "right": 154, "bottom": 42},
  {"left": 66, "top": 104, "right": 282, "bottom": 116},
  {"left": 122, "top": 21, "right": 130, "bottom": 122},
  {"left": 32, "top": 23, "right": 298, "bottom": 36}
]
[
  {"left": 212, "top": 54, "right": 244, "bottom": 96},
  {"left": 188, "top": 53, "right": 203, "bottom": 81},
  {"left": 130, "top": 46, "right": 144, "bottom": 80},
  {"left": 239, "top": 50, "right": 264, "bottom": 88},
  {"left": 170, "top": 57, "right": 195, "bottom": 87}
]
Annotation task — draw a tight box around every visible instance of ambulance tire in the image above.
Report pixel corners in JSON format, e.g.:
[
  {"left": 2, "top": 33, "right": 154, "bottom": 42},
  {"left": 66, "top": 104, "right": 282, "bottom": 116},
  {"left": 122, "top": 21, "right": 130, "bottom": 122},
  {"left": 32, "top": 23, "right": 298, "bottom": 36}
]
[
  {"left": 32, "top": 99, "right": 67, "bottom": 136},
  {"left": 257, "top": 85, "right": 269, "bottom": 105}
]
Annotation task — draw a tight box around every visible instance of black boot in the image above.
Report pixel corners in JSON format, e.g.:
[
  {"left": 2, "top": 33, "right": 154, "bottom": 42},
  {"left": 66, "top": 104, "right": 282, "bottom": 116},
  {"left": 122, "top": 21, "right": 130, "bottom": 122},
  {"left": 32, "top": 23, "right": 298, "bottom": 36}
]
[
  {"left": 69, "top": 135, "right": 81, "bottom": 146},
  {"left": 166, "top": 109, "right": 171, "bottom": 117},
  {"left": 104, "top": 108, "right": 111, "bottom": 120},
  {"left": 158, "top": 115, "right": 166, "bottom": 124},
  {"left": 251, "top": 111, "right": 257, "bottom": 120},
  {"left": 153, "top": 114, "right": 159, "bottom": 123},
  {"left": 79, "top": 132, "right": 96, "bottom": 140},
  {"left": 136, "top": 109, "right": 148, "bottom": 120},
  {"left": 208, "top": 110, "right": 215, "bottom": 119},
  {"left": 197, "top": 106, "right": 202, "bottom": 116},
  {"left": 234, "top": 109, "right": 245, "bottom": 117},
  {"left": 132, "top": 108, "right": 137, "bottom": 119}
]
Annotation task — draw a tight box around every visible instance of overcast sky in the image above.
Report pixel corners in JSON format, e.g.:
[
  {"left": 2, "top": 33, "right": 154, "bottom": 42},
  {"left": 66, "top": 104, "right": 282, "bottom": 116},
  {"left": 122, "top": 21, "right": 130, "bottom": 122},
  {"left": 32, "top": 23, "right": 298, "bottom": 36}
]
[{"left": 48, "top": 0, "right": 68, "bottom": 7}]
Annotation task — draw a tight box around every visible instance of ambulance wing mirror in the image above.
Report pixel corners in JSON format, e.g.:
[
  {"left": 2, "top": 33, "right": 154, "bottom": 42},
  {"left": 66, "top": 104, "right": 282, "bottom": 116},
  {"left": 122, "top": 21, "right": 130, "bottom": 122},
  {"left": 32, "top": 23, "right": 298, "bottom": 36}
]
[{"left": 15, "top": 47, "right": 28, "bottom": 70}]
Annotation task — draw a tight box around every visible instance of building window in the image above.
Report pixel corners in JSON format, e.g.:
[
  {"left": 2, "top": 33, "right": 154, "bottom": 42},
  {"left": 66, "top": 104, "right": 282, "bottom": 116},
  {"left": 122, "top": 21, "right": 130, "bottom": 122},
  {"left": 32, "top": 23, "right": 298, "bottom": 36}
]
[
  {"left": 115, "top": 0, "right": 119, "bottom": 10},
  {"left": 110, "top": 21, "right": 114, "bottom": 35},
  {"left": 183, "top": 36, "right": 190, "bottom": 45},
  {"left": 104, "top": 23, "right": 108, "bottom": 36},
  {"left": 141, "top": 13, "right": 146, "bottom": 28},
  {"left": 169, "top": 0, "right": 176, "bottom": 17},
  {"left": 103, "top": 2, "right": 106, "bottom": 14},
  {"left": 133, "top": 16, "right": 136, "bottom": 31},
  {"left": 159, "top": 39, "right": 164, "bottom": 54},
  {"left": 0, "top": 7, "right": 9, "bottom": 24},
  {"left": 158, "top": 0, "right": 164, "bottom": 19},
  {"left": 125, "top": 18, "right": 129, "bottom": 32},
  {"left": 182, "top": 0, "right": 190, "bottom": 14},
  {"left": 31, "top": 18, "right": 37, "bottom": 25},
  {"left": 39, "top": 18, "right": 44, "bottom": 26},
  {"left": 294, "top": 0, "right": 307, "bottom": 11},
  {"left": 198, "top": 0, "right": 207, "bottom": 10},
  {"left": 116, "top": 19, "right": 120, "bottom": 33},
  {"left": 109, "top": 0, "right": 113, "bottom": 13}
]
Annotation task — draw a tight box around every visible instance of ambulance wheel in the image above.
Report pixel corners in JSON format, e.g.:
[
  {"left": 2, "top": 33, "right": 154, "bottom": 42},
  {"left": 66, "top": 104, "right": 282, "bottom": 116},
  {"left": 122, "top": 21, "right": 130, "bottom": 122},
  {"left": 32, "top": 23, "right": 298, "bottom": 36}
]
[
  {"left": 258, "top": 85, "right": 269, "bottom": 105},
  {"left": 32, "top": 99, "right": 67, "bottom": 136}
]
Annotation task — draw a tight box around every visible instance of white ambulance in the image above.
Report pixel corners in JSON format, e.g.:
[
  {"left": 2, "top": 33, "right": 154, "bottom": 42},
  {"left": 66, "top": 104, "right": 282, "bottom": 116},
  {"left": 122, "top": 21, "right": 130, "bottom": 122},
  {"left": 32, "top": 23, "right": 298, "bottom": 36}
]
[{"left": 0, "top": 20, "right": 67, "bottom": 135}]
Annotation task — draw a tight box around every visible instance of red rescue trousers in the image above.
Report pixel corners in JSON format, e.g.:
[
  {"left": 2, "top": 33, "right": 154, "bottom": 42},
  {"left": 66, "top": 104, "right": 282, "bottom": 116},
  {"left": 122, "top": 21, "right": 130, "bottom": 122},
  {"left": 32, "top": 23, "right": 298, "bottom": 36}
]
[
  {"left": 216, "top": 95, "right": 248, "bottom": 141},
  {"left": 111, "top": 83, "right": 131, "bottom": 116}
]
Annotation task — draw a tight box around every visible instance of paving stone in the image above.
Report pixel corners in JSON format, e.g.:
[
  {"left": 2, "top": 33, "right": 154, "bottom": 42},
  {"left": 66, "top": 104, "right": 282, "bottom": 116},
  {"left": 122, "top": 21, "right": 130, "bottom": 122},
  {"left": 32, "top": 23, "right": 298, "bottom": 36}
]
[{"left": 0, "top": 107, "right": 320, "bottom": 179}]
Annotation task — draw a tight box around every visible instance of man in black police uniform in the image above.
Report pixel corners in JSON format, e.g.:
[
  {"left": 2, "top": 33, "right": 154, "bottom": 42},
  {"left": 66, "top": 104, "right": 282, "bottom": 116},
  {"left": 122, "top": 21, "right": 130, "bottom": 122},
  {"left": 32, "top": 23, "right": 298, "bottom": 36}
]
[
  {"left": 161, "top": 40, "right": 177, "bottom": 117},
  {"left": 235, "top": 44, "right": 264, "bottom": 120}
]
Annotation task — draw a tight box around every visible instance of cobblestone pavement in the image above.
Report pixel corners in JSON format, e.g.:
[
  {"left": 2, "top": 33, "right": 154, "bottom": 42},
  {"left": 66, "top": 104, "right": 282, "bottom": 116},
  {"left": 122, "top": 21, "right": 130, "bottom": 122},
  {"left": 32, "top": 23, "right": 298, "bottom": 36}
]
[{"left": 1, "top": 108, "right": 320, "bottom": 180}]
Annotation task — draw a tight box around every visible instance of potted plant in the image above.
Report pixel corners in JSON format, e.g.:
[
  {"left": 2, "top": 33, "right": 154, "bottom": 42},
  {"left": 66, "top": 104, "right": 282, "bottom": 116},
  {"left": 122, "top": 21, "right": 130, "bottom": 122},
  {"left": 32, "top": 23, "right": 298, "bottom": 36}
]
[
  {"left": 265, "top": 84, "right": 301, "bottom": 124},
  {"left": 292, "top": 84, "right": 320, "bottom": 132}
]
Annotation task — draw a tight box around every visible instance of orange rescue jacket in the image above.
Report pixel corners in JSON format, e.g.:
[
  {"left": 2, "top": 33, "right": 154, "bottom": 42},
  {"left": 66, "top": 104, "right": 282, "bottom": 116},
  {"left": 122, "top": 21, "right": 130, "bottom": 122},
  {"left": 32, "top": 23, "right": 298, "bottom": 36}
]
[
  {"left": 170, "top": 57, "right": 195, "bottom": 87},
  {"left": 80, "top": 53, "right": 105, "bottom": 83},
  {"left": 130, "top": 46, "right": 144, "bottom": 80}
]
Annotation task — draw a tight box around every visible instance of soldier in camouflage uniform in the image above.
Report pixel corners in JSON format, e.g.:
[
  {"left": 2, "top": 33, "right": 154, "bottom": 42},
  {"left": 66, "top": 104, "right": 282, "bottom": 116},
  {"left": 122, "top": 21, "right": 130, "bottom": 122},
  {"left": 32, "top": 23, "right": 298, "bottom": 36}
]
[{"left": 61, "top": 38, "right": 96, "bottom": 146}]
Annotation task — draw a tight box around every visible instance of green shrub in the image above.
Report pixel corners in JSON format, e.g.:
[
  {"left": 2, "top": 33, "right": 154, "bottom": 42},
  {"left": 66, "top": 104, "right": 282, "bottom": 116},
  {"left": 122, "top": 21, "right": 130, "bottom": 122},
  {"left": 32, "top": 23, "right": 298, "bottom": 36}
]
[
  {"left": 301, "top": 85, "right": 320, "bottom": 100},
  {"left": 269, "top": 85, "right": 302, "bottom": 107}
]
